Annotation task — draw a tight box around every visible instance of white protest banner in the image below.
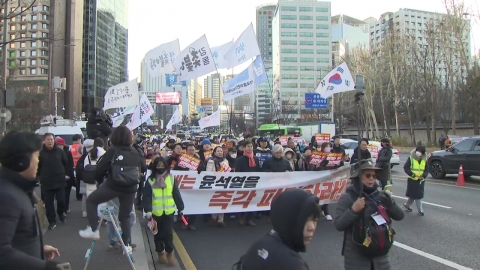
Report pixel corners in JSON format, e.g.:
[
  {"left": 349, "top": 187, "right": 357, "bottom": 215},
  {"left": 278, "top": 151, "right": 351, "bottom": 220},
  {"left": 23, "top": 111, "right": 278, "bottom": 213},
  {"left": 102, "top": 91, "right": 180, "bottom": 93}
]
[
  {"left": 144, "top": 39, "right": 180, "bottom": 77},
  {"left": 224, "top": 24, "right": 260, "bottom": 69},
  {"left": 198, "top": 109, "right": 220, "bottom": 130},
  {"left": 166, "top": 108, "right": 182, "bottom": 130},
  {"left": 128, "top": 94, "right": 154, "bottom": 130},
  {"left": 222, "top": 63, "right": 254, "bottom": 101},
  {"left": 110, "top": 106, "right": 136, "bottom": 127},
  {"left": 173, "top": 35, "right": 216, "bottom": 82},
  {"left": 171, "top": 166, "right": 350, "bottom": 214},
  {"left": 315, "top": 62, "right": 355, "bottom": 99},
  {"left": 211, "top": 41, "right": 232, "bottom": 69},
  {"left": 103, "top": 78, "right": 140, "bottom": 110}
]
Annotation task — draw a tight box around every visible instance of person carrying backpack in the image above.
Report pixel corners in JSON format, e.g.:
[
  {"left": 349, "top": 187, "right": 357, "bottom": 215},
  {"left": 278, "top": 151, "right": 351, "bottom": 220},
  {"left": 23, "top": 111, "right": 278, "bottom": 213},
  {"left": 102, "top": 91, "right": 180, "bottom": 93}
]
[
  {"left": 334, "top": 160, "right": 404, "bottom": 270},
  {"left": 79, "top": 126, "right": 146, "bottom": 255}
]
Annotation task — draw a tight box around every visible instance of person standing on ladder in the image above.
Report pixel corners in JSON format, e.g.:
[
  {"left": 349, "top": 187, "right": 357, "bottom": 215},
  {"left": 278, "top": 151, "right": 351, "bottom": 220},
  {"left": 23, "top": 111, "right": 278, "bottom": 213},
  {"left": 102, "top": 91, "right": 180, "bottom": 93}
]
[{"left": 143, "top": 156, "right": 185, "bottom": 266}]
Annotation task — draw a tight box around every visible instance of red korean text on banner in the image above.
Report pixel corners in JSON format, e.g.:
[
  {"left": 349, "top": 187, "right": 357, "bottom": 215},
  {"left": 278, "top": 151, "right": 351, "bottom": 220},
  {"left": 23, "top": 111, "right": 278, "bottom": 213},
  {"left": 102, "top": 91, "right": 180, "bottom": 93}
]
[
  {"left": 209, "top": 191, "right": 258, "bottom": 209},
  {"left": 177, "top": 153, "right": 201, "bottom": 171},
  {"left": 174, "top": 174, "right": 196, "bottom": 189},
  {"left": 310, "top": 150, "right": 324, "bottom": 165},
  {"left": 315, "top": 133, "right": 330, "bottom": 145},
  {"left": 218, "top": 162, "right": 232, "bottom": 172},
  {"left": 204, "top": 150, "right": 213, "bottom": 159},
  {"left": 367, "top": 144, "right": 379, "bottom": 158},
  {"left": 322, "top": 152, "right": 343, "bottom": 167},
  {"left": 279, "top": 136, "right": 289, "bottom": 146}
]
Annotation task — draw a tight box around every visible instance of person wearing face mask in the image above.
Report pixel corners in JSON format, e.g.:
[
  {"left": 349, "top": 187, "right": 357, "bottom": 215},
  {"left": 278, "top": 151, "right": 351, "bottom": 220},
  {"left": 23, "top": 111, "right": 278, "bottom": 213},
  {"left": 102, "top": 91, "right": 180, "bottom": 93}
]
[
  {"left": 143, "top": 156, "right": 184, "bottom": 266},
  {"left": 262, "top": 144, "right": 293, "bottom": 172},
  {"left": 296, "top": 147, "right": 313, "bottom": 171},
  {"left": 283, "top": 148, "right": 296, "bottom": 172},
  {"left": 206, "top": 146, "right": 231, "bottom": 227},
  {"left": 403, "top": 146, "right": 428, "bottom": 216},
  {"left": 334, "top": 160, "right": 404, "bottom": 270},
  {"left": 226, "top": 147, "right": 238, "bottom": 170},
  {"left": 350, "top": 138, "right": 372, "bottom": 164},
  {"left": 234, "top": 189, "right": 320, "bottom": 270}
]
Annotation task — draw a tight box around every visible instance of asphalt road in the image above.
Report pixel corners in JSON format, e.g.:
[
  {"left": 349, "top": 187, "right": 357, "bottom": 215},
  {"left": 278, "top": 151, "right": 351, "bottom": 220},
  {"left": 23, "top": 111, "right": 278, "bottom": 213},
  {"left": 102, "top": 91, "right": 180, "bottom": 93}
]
[{"left": 174, "top": 152, "right": 480, "bottom": 270}]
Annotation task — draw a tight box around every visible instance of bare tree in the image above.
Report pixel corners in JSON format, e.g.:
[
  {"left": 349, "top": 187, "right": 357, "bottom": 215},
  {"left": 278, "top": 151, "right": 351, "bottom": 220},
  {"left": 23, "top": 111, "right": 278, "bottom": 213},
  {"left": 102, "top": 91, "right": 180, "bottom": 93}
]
[
  {"left": 0, "top": 0, "right": 39, "bottom": 47},
  {"left": 7, "top": 84, "right": 51, "bottom": 131}
]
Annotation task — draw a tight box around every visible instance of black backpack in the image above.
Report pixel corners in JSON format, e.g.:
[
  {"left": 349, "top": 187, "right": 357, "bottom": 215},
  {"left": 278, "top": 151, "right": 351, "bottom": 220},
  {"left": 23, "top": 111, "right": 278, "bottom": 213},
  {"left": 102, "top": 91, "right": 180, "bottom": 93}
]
[
  {"left": 345, "top": 188, "right": 395, "bottom": 258},
  {"left": 109, "top": 150, "right": 141, "bottom": 187},
  {"left": 82, "top": 155, "right": 100, "bottom": 184}
]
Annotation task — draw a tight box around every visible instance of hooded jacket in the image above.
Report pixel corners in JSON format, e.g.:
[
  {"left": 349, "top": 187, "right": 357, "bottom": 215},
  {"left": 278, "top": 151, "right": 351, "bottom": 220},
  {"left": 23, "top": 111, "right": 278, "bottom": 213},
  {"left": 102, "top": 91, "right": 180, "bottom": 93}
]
[
  {"left": 37, "top": 145, "right": 68, "bottom": 190},
  {"left": 86, "top": 111, "right": 112, "bottom": 149},
  {"left": 262, "top": 155, "right": 293, "bottom": 172},
  {"left": 238, "top": 189, "right": 318, "bottom": 270},
  {"left": 403, "top": 149, "right": 428, "bottom": 199}
]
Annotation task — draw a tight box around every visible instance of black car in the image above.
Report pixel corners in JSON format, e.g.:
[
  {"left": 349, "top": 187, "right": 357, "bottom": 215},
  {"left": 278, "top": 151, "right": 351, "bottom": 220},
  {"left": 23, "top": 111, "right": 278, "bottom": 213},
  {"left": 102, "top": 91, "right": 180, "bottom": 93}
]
[{"left": 428, "top": 137, "right": 480, "bottom": 179}]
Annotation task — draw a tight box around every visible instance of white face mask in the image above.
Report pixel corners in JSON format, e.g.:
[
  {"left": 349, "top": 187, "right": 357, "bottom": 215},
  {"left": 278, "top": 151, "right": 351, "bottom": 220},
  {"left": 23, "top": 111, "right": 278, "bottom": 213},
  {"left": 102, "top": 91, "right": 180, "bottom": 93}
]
[
  {"left": 324, "top": 147, "right": 332, "bottom": 152},
  {"left": 230, "top": 154, "right": 237, "bottom": 158},
  {"left": 415, "top": 151, "right": 422, "bottom": 157}
]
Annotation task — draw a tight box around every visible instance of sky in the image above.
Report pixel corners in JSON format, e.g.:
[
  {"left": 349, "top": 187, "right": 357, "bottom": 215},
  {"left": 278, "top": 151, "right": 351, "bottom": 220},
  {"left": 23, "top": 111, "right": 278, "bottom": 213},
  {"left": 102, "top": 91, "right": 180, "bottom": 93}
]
[{"left": 127, "top": 0, "right": 480, "bottom": 81}]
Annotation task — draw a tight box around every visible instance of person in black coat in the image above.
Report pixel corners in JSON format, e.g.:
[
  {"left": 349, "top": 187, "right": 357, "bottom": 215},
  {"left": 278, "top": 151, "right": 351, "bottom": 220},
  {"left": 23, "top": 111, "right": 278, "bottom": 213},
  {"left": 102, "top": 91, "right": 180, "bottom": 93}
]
[
  {"left": 0, "top": 131, "right": 65, "bottom": 270},
  {"left": 350, "top": 138, "right": 372, "bottom": 164},
  {"left": 86, "top": 107, "right": 113, "bottom": 149},
  {"left": 54, "top": 137, "right": 75, "bottom": 215},
  {"left": 262, "top": 144, "right": 293, "bottom": 172},
  {"left": 236, "top": 189, "right": 320, "bottom": 270},
  {"left": 403, "top": 146, "right": 428, "bottom": 216},
  {"left": 38, "top": 133, "right": 68, "bottom": 229}
]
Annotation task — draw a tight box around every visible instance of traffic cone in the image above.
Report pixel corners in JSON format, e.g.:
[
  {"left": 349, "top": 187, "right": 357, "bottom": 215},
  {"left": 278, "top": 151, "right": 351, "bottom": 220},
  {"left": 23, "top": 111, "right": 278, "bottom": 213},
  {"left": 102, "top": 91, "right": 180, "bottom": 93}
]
[{"left": 456, "top": 165, "right": 466, "bottom": 186}]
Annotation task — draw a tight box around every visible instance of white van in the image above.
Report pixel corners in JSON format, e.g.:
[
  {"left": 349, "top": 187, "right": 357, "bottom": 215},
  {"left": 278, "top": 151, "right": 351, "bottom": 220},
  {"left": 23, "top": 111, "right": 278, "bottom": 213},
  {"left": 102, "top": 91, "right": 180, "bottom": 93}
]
[{"left": 35, "top": 116, "right": 84, "bottom": 145}]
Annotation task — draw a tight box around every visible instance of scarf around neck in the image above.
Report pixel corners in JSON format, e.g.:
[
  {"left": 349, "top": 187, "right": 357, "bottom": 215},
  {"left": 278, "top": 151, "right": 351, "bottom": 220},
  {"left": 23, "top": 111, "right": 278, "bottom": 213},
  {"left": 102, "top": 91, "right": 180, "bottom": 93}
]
[
  {"left": 243, "top": 151, "right": 256, "bottom": 167},
  {"left": 211, "top": 155, "right": 225, "bottom": 172}
]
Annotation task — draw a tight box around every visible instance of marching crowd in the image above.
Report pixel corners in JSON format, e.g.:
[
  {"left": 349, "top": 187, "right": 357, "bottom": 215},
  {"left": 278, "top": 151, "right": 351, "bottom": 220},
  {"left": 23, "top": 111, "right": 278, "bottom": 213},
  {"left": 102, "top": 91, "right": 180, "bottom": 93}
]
[{"left": 0, "top": 107, "right": 429, "bottom": 270}]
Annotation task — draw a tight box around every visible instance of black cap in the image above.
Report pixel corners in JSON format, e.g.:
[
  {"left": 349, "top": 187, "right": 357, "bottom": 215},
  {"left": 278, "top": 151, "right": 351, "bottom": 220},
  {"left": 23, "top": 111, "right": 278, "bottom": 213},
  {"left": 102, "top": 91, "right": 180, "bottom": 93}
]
[{"left": 257, "top": 137, "right": 267, "bottom": 142}]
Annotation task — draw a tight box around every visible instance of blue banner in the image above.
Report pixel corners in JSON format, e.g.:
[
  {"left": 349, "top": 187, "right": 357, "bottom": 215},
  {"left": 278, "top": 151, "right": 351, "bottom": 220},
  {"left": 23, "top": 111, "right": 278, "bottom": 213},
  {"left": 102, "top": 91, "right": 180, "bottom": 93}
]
[
  {"left": 255, "top": 153, "right": 272, "bottom": 168},
  {"left": 166, "top": 74, "right": 187, "bottom": 86},
  {"left": 253, "top": 55, "right": 267, "bottom": 86},
  {"left": 304, "top": 93, "right": 328, "bottom": 109}
]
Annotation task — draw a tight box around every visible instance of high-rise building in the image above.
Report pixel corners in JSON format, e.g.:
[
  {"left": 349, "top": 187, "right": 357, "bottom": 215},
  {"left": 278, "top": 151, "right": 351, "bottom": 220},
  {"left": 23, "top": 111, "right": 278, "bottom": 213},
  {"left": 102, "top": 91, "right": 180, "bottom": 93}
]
[
  {"left": 1, "top": 0, "right": 84, "bottom": 118},
  {"left": 139, "top": 58, "right": 161, "bottom": 112},
  {"left": 82, "top": 0, "right": 129, "bottom": 114},
  {"left": 272, "top": 0, "right": 332, "bottom": 121},
  {"left": 255, "top": 4, "right": 276, "bottom": 126},
  {"left": 331, "top": 14, "right": 369, "bottom": 66},
  {"left": 203, "top": 73, "right": 225, "bottom": 111}
]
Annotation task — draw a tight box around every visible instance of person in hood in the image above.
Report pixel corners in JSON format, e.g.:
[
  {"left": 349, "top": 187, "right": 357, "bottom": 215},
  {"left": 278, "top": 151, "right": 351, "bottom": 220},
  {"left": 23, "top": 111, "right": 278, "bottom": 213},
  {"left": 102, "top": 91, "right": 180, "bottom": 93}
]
[
  {"left": 262, "top": 144, "right": 293, "bottom": 172},
  {"left": 376, "top": 138, "right": 393, "bottom": 189},
  {"left": 0, "top": 131, "right": 66, "bottom": 270},
  {"left": 350, "top": 138, "right": 372, "bottom": 164},
  {"left": 403, "top": 146, "right": 428, "bottom": 216},
  {"left": 236, "top": 189, "right": 320, "bottom": 270},
  {"left": 38, "top": 133, "right": 68, "bottom": 230},
  {"left": 254, "top": 137, "right": 272, "bottom": 155},
  {"left": 283, "top": 148, "right": 297, "bottom": 172},
  {"left": 55, "top": 137, "right": 75, "bottom": 215},
  {"left": 334, "top": 160, "right": 404, "bottom": 270},
  {"left": 86, "top": 107, "right": 113, "bottom": 149}
]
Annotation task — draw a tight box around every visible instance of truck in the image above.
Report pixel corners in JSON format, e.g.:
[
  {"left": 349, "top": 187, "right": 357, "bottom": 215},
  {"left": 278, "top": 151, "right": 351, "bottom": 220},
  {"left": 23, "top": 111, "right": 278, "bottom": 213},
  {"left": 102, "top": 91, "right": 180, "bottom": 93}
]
[{"left": 298, "top": 122, "right": 337, "bottom": 141}]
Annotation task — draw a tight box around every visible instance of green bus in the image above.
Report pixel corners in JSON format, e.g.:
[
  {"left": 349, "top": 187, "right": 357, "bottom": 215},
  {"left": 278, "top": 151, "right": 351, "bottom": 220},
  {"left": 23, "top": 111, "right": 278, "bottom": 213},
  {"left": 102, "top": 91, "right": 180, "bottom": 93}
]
[{"left": 257, "top": 124, "right": 302, "bottom": 138}]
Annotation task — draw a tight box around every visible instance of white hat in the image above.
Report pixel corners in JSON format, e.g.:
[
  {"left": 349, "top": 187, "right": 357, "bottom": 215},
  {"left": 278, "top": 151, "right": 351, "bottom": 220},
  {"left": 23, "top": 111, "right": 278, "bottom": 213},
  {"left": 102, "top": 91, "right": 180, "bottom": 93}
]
[{"left": 83, "top": 139, "right": 95, "bottom": 152}]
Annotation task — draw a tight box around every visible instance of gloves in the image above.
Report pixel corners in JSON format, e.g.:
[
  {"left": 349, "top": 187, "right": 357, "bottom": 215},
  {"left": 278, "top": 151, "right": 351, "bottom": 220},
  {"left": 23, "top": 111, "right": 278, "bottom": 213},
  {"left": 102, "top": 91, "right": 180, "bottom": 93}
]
[
  {"left": 377, "top": 191, "right": 393, "bottom": 209},
  {"left": 178, "top": 210, "right": 184, "bottom": 216},
  {"left": 145, "top": 212, "right": 152, "bottom": 219}
]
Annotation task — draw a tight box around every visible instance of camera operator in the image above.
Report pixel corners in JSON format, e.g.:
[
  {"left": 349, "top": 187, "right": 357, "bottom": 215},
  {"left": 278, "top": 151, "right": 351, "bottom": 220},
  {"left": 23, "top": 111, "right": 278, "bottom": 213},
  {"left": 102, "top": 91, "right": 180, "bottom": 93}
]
[{"left": 86, "top": 107, "right": 113, "bottom": 149}]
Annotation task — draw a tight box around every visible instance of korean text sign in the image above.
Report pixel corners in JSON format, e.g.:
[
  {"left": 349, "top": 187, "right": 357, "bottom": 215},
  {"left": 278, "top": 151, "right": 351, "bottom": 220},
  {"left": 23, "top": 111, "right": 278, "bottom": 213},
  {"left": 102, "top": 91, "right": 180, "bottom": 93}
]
[
  {"left": 315, "top": 133, "right": 330, "bottom": 145},
  {"left": 367, "top": 144, "right": 379, "bottom": 158},
  {"left": 173, "top": 35, "right": 216, "bottom": 82},
  {"left": 103, "top": 78, "right": 140, "bottom": 110},
  {"left": 144, "top": 39, "right": 180, "bottom": 77},
  {"left": 177, "top": 153, "right": 201, "bottom": 171},
  {"left": 171, "top": 166, "right": 350, "bottom": 214},
  {"left": 310, "top": 151, "right": 343, "bottom": 167}
]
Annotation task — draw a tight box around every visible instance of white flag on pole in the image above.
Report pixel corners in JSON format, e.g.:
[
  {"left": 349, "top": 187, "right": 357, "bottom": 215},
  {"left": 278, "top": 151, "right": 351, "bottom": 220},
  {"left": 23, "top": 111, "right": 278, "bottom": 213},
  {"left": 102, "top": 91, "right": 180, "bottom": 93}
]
[
  {"left": 103, "top": 78, "right": 140, "bottom": 110},
  {"left": 110, "top": 106, "right": 136, "bottom": 127},
  {"left": 144, "top": 39, "right": 180, "bottom": 77},
  {"left": 173, "top": 35, "right": 217, "bottom": 82},
  {"left": 222, "top": 55, "right": 268, "bottom": 101},
  {"left": 223, "top": 24, "right": 260, "bottom": 69},
  {"left": 166, "top": 109, "right": 182, "bottom": 130},
  {"left": 211, "top": 41, "right": 232, "bottom": 69},
  {"left": 198, "top": 109, "right": 221, "bottom": 130},
  {"left": 128, "top": 94, "right": 154, "bottom": 130},
  {"left": 315, "top": 62, "right": 355, "bottom": 99}
]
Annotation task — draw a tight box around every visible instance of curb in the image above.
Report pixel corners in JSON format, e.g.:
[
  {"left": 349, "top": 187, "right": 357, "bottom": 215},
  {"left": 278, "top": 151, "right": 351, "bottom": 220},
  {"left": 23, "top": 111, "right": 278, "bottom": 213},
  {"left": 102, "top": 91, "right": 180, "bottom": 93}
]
[
  {"left": 394, "top": 147, "right": 439, "bottom": 152},
  {"left": 131, "top": 213, "right": 150, "bottom": 270}
]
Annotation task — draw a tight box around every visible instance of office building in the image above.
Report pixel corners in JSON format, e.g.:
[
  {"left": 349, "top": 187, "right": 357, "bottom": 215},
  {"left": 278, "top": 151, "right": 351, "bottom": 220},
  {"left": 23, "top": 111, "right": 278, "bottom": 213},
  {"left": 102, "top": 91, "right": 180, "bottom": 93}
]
[
  {"left": 203, "top": 73, "right": 226, "bottom": 111},
  {"left": 82, "top": 0, "right": 129, "bottom": 114},
  {"left": 255, "top": 4, "right": 276, "bottom": 125},
  {"left": 331, "top": 14, "right": 369, "bottom": 66},
  {"left": 272, "top": 0, "right": 332, "bottom": 122},
  {"left": 139, "top": 58, "right": 161, "bottom": 112},
  {"left": 1, "top": 0, "right": 84, "bottom": 118}
]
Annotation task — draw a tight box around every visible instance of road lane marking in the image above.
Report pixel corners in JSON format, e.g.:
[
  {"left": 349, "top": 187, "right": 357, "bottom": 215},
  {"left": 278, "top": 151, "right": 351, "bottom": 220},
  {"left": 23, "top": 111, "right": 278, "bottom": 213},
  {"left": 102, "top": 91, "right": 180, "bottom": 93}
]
[
  {"left": 390, "top": 177, "right": 480, "bottom": 191},
  {"left": 393, "top": 242, "right": 473, "bottom": 270},
  {"left": 173, "top": 230, "right": 197, "bottom": 270},
  {"left": 391, "top": 195, "right": 452, "bottom": 209}
]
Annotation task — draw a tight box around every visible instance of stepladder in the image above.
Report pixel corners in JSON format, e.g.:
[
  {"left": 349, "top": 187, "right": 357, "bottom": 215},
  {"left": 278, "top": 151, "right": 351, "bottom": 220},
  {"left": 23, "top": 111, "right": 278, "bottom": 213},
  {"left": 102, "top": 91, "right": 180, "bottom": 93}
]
[{"left": 83, "top": 204, "right": 136, "bottom": 270}]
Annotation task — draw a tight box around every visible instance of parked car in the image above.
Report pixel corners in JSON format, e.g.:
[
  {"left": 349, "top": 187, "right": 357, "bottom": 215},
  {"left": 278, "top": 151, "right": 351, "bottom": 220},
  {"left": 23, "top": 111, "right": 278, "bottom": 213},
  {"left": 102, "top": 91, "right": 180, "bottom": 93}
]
[
  {"left": 333, "top": 134, "right": 360, "bottom": 141},
  {"left": 428, "top": 137, "right": 480, "bottom": 179},
  {"left": 341, "top": 140, "right": 400, "bottom": 169}
]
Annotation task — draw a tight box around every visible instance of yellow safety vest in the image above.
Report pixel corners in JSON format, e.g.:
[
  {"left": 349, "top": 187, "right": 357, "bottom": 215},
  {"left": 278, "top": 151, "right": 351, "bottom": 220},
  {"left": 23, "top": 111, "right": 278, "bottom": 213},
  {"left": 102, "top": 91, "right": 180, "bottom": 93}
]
[
  {"left": 150, "top": 175, "right": 176, "bottom": 216},
  {"left": 409, "top": 158, "right": 426, "bottom": 181}
]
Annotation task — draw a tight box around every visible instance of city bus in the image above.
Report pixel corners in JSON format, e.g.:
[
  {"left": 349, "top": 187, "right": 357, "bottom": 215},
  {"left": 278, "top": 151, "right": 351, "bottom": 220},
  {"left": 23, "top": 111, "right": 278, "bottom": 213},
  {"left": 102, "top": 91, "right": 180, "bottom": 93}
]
[{"left": 257, "top": 124, "right": 302, "bottom": 139}]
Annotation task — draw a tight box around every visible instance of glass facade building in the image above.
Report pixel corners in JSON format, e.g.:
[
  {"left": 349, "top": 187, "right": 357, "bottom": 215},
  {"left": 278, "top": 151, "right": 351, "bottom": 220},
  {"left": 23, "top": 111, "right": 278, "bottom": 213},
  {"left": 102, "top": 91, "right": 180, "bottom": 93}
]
[{"left": 82, "top": 0, "right": 129, "bottom": 113}]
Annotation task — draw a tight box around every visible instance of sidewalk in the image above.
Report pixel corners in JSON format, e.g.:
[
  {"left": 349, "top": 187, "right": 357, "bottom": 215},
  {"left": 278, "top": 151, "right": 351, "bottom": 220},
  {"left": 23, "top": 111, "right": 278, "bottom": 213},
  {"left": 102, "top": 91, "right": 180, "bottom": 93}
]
[{"left": 41, "top": 190, "right": 151, "bottom": 270}]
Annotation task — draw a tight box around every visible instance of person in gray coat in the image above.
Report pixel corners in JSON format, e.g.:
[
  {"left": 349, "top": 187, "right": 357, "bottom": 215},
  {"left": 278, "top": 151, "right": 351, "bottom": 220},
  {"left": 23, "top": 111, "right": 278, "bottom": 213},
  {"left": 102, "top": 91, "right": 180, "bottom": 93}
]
[
  {"left": 375, "top": 138, "right": 392, "bottom": 189},
  {"left": 334, "top": 160, "right": 404, "bottom": 270}
]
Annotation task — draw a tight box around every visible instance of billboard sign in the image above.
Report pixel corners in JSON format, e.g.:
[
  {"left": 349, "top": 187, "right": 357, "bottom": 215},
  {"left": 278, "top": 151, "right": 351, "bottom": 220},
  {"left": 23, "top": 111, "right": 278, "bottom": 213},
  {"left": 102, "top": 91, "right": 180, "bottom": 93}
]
[
  {"left": 165, "top": 74, "right": 187, "bottom": 86},
  {"left": 201, "top": 98, "right": 213, "bottom": 105},
  {"left": 155, "top": 92, "right": 181, "bottom": 104},
  {"left": 305, "top": 93, "right": 328, "bottom": 109}
]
